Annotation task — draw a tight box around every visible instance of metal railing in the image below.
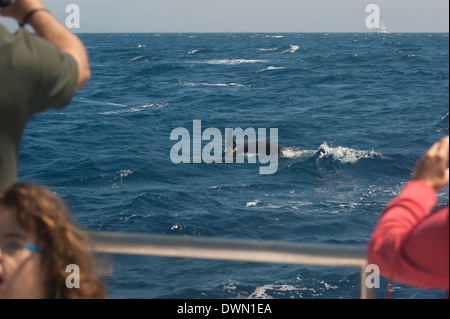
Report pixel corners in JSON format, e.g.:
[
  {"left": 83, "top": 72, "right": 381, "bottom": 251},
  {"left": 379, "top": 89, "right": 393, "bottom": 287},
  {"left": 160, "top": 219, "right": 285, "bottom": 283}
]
[{"left": 88, "top": 231, "right": 374, "bottom": 299}]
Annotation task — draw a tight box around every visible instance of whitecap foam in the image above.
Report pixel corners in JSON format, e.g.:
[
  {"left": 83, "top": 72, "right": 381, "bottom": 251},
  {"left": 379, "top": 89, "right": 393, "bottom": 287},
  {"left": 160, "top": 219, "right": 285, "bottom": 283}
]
[
  {"left": 129, "top": 103, "right": 167, "bottom": 112},
  {"left": 258, "top": 47, "right": 278, "bottom": 52},
  {"left": 246, "top": 200, "right": 260, "bottom": 207},
  {"left": 129, "top": 56, "right": 145, "bottom": 61},
  {"left": 102, "top": 110, "right": 121, "bottom": 115},
  {"left": 118, "top": 170, "right": 134, "bottom": 178},
  {"left": 112, "top": 169, "right": 135, "bottom": 185},
  {"left": 248, "top": 284, "right": 312, "bottom": 299},
  {"left": 407, "top": 54, "right": 423, "bottom": 59},
  {"left": 257, "top": 66, "right": 286, "bottom": 73},
  {"left": 195, "top": 59, "right": 269, "bottom": 65},
  {"left": 181, "top": 82, "right": 247, "bottom": 88},
  {"left": 282, "top": 45, "right": 300, "bottom": 54},
  {"left": 281, "top": 147, "right": 316, "bottom": 159},
  {"left": 319, "top": 280, "right": 338, "bottom": 290},
  {"left": 319, "top": 142, "right": 386, "bottom": 164},
  {"left": 102, "top": 103, "right": 167, "bottom": 115},
  {"left": 281, "top": 144, "right": 386, "bottom": 164}
]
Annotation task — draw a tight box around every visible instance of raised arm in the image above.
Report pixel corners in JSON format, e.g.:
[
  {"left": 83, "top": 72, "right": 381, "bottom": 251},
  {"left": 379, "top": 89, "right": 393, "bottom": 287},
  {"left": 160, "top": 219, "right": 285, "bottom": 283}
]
[
  {"left": 0, "top": 0, "right": 90, "bottom": 90},
  {"left": 367, "top": 136, "right": 449, "bottom": 289}
]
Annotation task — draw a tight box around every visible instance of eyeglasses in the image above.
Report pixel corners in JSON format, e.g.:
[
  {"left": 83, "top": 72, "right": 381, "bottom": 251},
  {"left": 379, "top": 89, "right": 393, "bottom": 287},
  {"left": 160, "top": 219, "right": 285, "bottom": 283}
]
[{"left": 0, "top": 239, "right": 41, "bottom": 257}]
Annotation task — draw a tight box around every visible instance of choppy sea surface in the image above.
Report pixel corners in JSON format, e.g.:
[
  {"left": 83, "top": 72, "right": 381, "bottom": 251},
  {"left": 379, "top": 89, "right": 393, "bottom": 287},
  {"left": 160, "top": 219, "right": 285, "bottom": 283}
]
[{"left": 19, "top": 33, "right": 449, "bottom": 299}]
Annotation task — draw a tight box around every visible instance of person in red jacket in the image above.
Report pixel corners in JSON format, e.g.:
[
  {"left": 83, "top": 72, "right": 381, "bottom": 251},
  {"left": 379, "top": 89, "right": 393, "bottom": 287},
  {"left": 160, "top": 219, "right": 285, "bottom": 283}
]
[{"left": 367, "top": 136, "right": 449, "bottom": 291}]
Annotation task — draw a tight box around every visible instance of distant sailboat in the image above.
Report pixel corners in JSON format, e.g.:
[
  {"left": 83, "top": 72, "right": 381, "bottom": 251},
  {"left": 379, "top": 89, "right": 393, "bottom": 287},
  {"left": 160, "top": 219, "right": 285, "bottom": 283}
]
[{"left": 379, "top": 15, "right": 388, "bottom": 33}]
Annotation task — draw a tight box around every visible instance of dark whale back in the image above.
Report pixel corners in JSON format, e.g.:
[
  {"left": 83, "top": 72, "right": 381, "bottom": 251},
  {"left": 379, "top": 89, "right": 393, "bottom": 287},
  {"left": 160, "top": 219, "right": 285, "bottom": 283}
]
[
  {"left": 242, "top": 141, "right": 284, "bottom": 156},
  {"left": 223, "top": 140, "right": 284, "bottom": 157}
]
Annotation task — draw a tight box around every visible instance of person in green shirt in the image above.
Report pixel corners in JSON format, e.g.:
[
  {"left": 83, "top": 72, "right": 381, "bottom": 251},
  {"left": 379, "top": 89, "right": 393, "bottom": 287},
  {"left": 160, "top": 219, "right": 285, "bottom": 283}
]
[{"left": 0, "top": 0, "right": 90, "bottom": 191}]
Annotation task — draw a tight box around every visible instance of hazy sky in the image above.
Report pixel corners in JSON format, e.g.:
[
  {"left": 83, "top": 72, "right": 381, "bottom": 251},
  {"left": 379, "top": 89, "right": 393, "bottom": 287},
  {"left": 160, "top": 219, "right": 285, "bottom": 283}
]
[{"left": 1, "top": 0, "right": 449, "bottom": 33}]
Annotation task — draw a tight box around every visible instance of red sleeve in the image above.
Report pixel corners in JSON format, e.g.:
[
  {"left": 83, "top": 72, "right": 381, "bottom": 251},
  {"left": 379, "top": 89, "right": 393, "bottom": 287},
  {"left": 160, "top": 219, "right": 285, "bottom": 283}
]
[{"left": 367, "top": 181, "right": 449, "bottom": 290}]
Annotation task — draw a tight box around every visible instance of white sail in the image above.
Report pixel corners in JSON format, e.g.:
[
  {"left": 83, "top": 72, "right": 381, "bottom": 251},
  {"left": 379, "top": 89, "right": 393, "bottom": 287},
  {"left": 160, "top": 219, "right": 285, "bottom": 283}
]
[{"left": 379, "top": 15, "right": 388, "bottom": 33}]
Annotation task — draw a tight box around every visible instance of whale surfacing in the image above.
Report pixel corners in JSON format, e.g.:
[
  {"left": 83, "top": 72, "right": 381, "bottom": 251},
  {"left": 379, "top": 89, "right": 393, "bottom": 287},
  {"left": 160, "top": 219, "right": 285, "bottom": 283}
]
[{"left": 223, "top": 139, "right": 284, "bottom": 158}]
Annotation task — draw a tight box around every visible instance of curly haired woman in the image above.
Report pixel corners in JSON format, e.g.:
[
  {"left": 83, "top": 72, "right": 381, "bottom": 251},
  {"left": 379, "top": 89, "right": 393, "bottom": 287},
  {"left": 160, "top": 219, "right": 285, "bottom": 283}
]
[{"left": 0, "top": 182, "right": 107, "bottom": 299}]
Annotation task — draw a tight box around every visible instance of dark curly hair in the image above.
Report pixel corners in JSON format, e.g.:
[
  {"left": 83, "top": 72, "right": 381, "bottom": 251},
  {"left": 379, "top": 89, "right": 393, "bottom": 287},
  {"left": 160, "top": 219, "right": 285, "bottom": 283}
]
[{"left": 0, "top": 182, "right": 107, "bottom": 299}]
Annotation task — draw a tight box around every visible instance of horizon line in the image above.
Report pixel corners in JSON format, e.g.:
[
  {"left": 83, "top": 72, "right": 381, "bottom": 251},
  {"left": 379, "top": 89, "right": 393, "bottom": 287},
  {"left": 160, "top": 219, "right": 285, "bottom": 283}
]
[{"left": 69, "top": 31, "right": 450, "bottom": 34}]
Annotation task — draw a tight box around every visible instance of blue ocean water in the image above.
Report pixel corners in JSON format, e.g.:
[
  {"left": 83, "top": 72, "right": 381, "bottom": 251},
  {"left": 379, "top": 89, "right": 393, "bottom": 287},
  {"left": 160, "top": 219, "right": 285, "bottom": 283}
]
[{"left": 19, "top": 33, "right": 448, "bottom": 299}]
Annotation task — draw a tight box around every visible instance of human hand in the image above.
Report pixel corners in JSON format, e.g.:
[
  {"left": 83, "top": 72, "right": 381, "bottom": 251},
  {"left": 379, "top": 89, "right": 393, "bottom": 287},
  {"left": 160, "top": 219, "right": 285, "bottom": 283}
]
[
  {"left": 412, "top": 136, "right": 450, "bottom": 193},
  {"left": 0, "top": 0, "right": 45, "bottom": 22}
]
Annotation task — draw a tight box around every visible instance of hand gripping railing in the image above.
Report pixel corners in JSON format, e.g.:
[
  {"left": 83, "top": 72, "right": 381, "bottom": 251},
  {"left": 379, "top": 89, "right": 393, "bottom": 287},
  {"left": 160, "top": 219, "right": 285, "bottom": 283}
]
[{"left": 88, "top": 231, "right": 375, "bottom": 299}]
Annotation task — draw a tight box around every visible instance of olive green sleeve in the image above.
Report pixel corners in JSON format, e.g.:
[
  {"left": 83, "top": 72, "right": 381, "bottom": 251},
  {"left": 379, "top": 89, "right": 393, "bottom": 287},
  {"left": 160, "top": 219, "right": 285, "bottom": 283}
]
[
  {"left": 0, "top": 27, "right": 79, "bottom": 191},
  {"left": 1, "top": 28, "right": 79, "bottom": 115},
  {"left": 28, "top": 31, "right": 79, "bottom": 113}
]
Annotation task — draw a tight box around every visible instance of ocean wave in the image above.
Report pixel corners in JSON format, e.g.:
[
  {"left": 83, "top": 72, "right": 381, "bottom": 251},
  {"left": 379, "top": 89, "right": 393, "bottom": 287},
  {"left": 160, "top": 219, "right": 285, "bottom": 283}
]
[
  {"left": 102, "top": 103, "right": 168, "bottom": 115},
  {"left": 257, "top": 66, "right": 286, "bottom": 73},
  {"left": 180, "top": 82, "right": 248, "bottom": 88},
  {"left": 315, "top": 74, "right": 347, "bottom": 84},
  {"left": 129, "top": 103, "right": 167, "bottom": 112},
  {"left": 281, "top": 147, "right": 316, "bottom": 159},
  {"left": 79, "top": 169, "right": 135, "bottom": 188},
  {"left": 192, "top": 59, "right": 270, "bottom": 65},
  {"left": 318, "top": 142, "right": 387, "bottom": 164},
  {"left": 281, "top": 45, "right": 300, "bottom": 54},
  {"left": 248, "top": 282, "right": 336, "bottom": 299},
  {"left": 169, "top": 223, "right": 212, "bottom": 236},
  {"left": 146, "top": 63, "right": 185, "bottom": 73},
  {"left": 258, "top": 47, "right": 279, "bottom": 52},
  {"left": 249, "top": 284, "right": 307, "bottom": 299},
  {"left": 129, "top": 56, "right": 146, "bottom": 62},
  {"left": 281, "top": 143, "right": 386, "bottom": 164},
  {"left": 113, "top": 170, "right": 135, "bottom": 186},
  {"left": 246, "top": 200, "right": 261, "bottom": 207},
  {"left": 406, "top": 54, "right": 424, "bottom": 61},
  {"left": 106, "top": 102, "right": 128, "bottom": 107}
]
